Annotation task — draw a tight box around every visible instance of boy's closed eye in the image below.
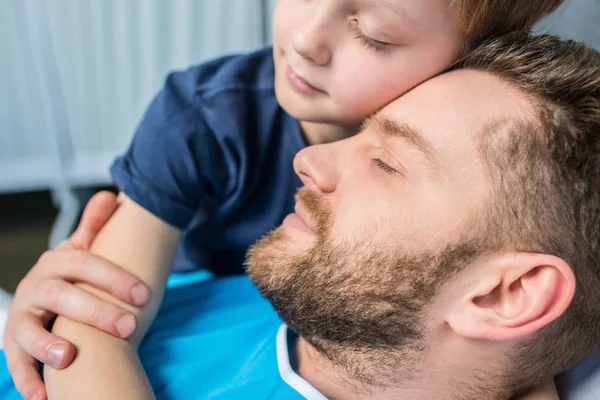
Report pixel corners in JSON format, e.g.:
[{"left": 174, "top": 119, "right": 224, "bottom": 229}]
[{"left": 350, "top": 19, "right": 390, "bottom": 52}]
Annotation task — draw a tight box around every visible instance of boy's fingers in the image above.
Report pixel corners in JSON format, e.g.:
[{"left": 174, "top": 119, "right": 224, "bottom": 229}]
[
  {"left": 32, "top": 280, "right": 139, "bottom": 338},
  {"left": 70, "top": 191, "right": 119, "bottom": 249}
]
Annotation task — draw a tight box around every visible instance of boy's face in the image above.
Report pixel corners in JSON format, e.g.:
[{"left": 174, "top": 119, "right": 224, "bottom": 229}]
[{"left": 272, "top": 0, "right": 464, "bottom": 126}]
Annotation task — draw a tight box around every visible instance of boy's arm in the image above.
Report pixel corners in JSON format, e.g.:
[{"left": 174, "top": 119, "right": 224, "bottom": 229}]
[{"left": 44, "top": 193, "right": 181, "bottom": 399}]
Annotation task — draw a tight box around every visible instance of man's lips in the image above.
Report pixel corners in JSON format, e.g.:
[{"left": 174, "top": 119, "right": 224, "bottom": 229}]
[
  {"left": 282, "top": 203, "right": 316, "bottom": 234},
  {"left": 286, "top": 65, "right": 325, "bottom": 94}
]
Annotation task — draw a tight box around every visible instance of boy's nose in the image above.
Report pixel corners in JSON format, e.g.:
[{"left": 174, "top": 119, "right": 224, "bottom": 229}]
[
  {"left": 294, "top": 144, "right": 338, "bottom": 194},
  {"left": 291, "top": 20, "right": 332, "bottom": 66}
]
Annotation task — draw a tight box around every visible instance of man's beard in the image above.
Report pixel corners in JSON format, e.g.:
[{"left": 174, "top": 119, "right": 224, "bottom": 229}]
[{"left": 246, "top": 189, "right": 480, "bottom": 384}]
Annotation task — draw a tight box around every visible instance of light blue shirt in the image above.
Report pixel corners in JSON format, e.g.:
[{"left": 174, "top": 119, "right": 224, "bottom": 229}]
[
  {"left": 0, "top": 276, "right": 323, "bottom": 399},
  {"left": 0, "top": 275, "right": 597, "bottom": 399}
]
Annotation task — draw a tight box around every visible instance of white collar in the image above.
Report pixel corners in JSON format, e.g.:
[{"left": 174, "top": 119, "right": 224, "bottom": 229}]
[{"left": 276, "top": 324, "right": 328, "bottom": 400}]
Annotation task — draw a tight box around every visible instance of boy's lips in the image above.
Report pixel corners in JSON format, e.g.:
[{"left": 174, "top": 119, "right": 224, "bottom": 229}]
[{"left": 286, "top": 65, "right": 325, "bottom": 95}]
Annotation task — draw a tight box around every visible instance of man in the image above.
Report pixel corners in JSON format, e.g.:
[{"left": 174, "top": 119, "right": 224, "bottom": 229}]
[
  {"left": 242, "top": 33, "right": 600, "bottom": 398},
  {"left": 2, "top": 32, "right": 599, "bottom": 399}
]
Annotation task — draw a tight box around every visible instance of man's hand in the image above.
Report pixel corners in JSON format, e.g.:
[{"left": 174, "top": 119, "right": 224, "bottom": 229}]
[{"left": 3, "top": 191, "right": 150, "bottom": 400}]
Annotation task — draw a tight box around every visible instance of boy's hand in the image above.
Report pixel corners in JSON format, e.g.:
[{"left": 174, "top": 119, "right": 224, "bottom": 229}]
[{"left": 3, "top": 191, "right": 150, "bottom": 400}]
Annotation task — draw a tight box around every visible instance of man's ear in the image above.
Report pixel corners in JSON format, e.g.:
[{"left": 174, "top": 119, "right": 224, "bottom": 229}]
[{"left": 445, "top": 252, "right": 576, "bottom": 341}]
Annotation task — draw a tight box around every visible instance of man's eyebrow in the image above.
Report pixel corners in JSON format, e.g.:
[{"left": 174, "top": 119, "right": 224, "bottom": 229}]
[{"left": 368, "top": 115, "right": 439, "bottom": 168}]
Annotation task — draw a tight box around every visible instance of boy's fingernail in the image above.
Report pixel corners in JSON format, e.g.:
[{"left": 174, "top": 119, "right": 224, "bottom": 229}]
[
  {"left": 47, "top": 344, "right": 65, "bottom": 368},
  {"left": 116, "top": 314, "right": 136, "bottom": 338},
  {"left": 131, "top": 284, "right": 149, "bottom": 305}
]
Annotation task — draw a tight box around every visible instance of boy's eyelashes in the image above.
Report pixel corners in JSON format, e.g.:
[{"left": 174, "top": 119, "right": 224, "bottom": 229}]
[{"left": 349, "top": 19, "right": 389, "bottom": 52}]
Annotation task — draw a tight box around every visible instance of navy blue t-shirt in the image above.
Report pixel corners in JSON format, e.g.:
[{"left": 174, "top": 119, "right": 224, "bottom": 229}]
[{"left": 110, "top": 47, "right": 304, "bottom": 274}]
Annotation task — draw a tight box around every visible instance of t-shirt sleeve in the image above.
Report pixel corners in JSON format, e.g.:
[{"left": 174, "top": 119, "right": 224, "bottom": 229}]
[{"left": 110, "top": 69, "right": 231, "bottom": 230}]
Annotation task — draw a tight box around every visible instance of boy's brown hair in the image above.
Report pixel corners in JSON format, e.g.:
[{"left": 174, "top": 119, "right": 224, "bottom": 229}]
[{"left": 458, "top": 0, "right": 564, "bottom": 46}]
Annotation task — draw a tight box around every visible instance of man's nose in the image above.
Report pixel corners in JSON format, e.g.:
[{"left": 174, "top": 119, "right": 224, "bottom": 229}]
[
  {"left": 291, "top": 9, "right": 333, "bottom": 66},
  {"left": 293, "top": 143, "right": 339, "bottom": 194}
]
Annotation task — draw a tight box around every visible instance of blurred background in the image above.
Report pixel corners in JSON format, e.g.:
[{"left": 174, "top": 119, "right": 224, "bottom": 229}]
[{"left": 0, "top": 0, "right": 598, "bottom": 293}]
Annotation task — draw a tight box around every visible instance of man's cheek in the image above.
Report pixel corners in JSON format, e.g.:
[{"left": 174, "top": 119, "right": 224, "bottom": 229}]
[{"left": 329, "top": 211, "right": 378, "bottom": 246}]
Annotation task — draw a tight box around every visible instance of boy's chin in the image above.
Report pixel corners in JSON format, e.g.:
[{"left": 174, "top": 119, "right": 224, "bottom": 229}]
[{"left": 275, "top": 86, "right": 334, "bottom": 122}]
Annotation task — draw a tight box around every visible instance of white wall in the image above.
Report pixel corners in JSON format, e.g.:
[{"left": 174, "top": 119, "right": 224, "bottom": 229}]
[
  {"left": 537, "top": 0, "right": 600, "bottom": 49},
  {"left": 0, "top": 0, "right": 268, "bottom": 193},
  {"left": 0, "top": 1, "right": 53, "bottom": 193},
  {"left": 46, "top": 0, "right": 268, "bottom": 186}
]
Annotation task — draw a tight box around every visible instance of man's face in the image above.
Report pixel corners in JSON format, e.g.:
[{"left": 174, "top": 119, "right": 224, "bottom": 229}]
[{"left": 247, "top": 69, "right": 531, "bottom": 363}]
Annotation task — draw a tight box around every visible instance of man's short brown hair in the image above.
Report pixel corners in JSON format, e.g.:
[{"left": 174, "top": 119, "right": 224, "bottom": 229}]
[
  {"left": 458, "top": 0, "right": 564, "bottom": 46},
  {"left": 454, "top": 33, "right": 600, "bottom": 394}
]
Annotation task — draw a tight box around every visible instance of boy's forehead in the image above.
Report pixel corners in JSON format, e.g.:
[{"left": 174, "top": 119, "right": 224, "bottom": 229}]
[{"left": 371, "top": 0, "right": 459, "bottom": 21}]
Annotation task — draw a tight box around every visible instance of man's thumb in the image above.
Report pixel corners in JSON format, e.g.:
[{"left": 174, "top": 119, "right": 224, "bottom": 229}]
[{"left": 69, "top": 191, "right": 119, "bottom": 249}]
